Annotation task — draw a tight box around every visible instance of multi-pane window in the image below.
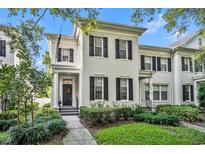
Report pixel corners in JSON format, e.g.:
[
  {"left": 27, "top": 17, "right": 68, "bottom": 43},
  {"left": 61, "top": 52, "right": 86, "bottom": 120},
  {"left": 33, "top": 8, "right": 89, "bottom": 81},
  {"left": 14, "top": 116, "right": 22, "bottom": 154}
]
[
  {"left": 184, "top": 57, "right": 189, "bottom": 71},
  {"left": 145, "top": 84, "right": 149, "bottom": 100},
  {"left": 184, "top": 85, "right": 190, "bottom": 101},
  {"left": 94, "top": 77, "right": 103, "bottom": 100},
  {"left": 120, "top": 78, "right": 128, "bottom": 100},
  {"left": 161, "top": 58, "right": 168, "bottom": 71},
  {"left": 0, "top": 40, "right": 6, "bottom": 57},
  {"left": 119, "top": 40, "right": 127, "bottom": 59},
  {"left": 145, "top": 56, "right": 152, "bottom": 70},
  {"left": 94, "top": 36, "right": 103, "bottom": 57},
  {"left": 61, "top": 48, "right": 73, "bottom": 62},
  {"left": 153, "top": 85, "right": 168, "bottom": 101}
]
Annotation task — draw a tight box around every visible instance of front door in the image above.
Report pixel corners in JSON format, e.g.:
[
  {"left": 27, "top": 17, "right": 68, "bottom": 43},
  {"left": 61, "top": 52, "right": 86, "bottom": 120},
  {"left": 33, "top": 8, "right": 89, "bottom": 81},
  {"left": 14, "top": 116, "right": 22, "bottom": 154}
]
[{"left": 63, "top": 84, "right": 72, "bottom": 106}]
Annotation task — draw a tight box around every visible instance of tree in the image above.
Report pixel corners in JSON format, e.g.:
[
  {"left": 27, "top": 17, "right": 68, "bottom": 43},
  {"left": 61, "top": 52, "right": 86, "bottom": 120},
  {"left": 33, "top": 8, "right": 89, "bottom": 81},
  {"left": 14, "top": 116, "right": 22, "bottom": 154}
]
[
  {"left": 198, "top": 82, "right": 205, "bottom": 108},
  {"left": 131, "top": 9, "right": 205, "bottom": 61},
  {"left": 42, "top": 51, "right": 51, "bottom": 74}
]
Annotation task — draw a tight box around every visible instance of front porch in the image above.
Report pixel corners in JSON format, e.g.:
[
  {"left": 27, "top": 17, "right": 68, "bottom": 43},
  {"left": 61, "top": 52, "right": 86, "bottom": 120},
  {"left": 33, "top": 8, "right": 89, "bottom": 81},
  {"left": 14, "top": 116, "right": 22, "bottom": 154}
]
[{"left": 52, "top": 71, "right": 82, "bottom": 111}]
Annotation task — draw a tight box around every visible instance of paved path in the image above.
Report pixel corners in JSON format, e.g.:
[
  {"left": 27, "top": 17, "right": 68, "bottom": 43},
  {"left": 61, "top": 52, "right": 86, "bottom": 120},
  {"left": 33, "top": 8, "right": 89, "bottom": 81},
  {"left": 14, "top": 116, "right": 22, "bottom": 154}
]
[
  {"left": 62, "top": 116, "right": 97, "bottom": 145},
  {"left": 181, "top": 121, "right": 205, "bottom": 133}
]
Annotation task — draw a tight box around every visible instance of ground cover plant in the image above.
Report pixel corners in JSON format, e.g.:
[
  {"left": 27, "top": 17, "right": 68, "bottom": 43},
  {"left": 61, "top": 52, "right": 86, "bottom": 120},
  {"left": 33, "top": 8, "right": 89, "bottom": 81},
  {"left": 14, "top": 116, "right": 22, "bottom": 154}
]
[{"left": 95, "top": 123, "right": 205, "bottom": 145}]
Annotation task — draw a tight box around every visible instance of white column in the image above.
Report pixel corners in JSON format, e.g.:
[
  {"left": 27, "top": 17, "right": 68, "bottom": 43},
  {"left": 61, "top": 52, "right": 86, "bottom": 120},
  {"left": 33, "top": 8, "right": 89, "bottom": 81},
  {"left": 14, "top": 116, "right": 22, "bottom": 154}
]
[
  {"left": 79, "top": 72, "right": 83, "bottom": 107},
  {"left": 53, "top": 72, "right": 59, "bottom": 108},
  {"left": 149, "top": 78, "right": 154, "bottom": 108},
  {"left": 194, "top": 80, "right": 198, "bottom": 106}
]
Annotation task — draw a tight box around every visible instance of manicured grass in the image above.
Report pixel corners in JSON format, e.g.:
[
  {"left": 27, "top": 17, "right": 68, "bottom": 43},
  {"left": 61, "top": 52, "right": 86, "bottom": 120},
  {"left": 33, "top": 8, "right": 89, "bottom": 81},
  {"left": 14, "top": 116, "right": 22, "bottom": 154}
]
[
  {"left": 95, "top": 123, "right": 205, "bottom": 145},
  {"left": 0, "top": 131, "right": 9, "bottom": 144}
]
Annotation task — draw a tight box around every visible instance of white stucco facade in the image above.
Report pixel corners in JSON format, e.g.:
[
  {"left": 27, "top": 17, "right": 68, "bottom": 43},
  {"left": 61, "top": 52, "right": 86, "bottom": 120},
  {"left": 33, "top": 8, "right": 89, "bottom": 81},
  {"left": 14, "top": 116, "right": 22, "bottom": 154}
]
[{"left": 46, "top": 20, "right": 205, "bottom": 109}]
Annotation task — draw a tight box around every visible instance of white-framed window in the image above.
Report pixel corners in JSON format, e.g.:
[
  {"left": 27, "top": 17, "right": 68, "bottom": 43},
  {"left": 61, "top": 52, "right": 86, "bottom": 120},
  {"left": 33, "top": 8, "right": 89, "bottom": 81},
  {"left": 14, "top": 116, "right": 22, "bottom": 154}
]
[
  {"left": 94, "top": 36, "right": 103, "bottom": 57},
  {"left": 153, "top": 85, "right": 168, "bottom": 101},
  {"left": 119, "top": 40, "right": 127, "bottom": 59},
  {"left": 120, "top": 78, "right": 128, "bottom": 100},
  {"left": 61, "top": 48, "right": 73, "bottom": 62},
  {"left": 161, "top": 58, "right": 168, "bottom": 71},
  {"left": 145, "top": 56, "right": 152, "bottom": 71},
  {"left": 184, "top": 57, "right": 189, "bottom": 71},
  {"left": 94, "top": 77, "right": 104, "bottom": 100},
  {"left": 145, "top": 84, "right": 149, "bottom": 100},
  {"left": 183, "top": 85, "right": 193, "bottom": 102}
]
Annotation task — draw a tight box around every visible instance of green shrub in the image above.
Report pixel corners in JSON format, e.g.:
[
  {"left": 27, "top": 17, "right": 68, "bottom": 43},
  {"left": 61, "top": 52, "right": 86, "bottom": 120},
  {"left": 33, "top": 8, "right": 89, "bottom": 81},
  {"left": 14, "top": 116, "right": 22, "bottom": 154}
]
[
  {"left": 0, "top": 119, "right": 17, "bottom": 131},
  {"left": 34, "top": 111, "right": 62, "bottom": 124},
  {"left": 47, "top": 119, "right": 66, "bottom": 135},
  {"left": 198, "top": 82, "right": 205, "bottom": 108},
  {"left": 133, "top": 112, "right": 180, "bottom": 126},
  {"left": 9, "top": 124, "right": 50, "bottom": 145},
  {"left": 0, "top": 110, "right": 17, "bottom": 120},
  {"left": 42, "top": 103, "right": 51, "bottom": 108},
  {"left": 156, "top": 104, "right": 199, "bottom": 122}
]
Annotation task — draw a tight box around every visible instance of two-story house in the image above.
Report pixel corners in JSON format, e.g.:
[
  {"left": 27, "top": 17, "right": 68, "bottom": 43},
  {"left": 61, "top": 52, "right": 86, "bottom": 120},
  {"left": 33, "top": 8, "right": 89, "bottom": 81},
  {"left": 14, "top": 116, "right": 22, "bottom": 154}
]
[
  {"left": 46, "top": 20, "right": 205, "bottom": 114},
  {"left": 0, "top": 25, "right": 19, "bottom": 66}
]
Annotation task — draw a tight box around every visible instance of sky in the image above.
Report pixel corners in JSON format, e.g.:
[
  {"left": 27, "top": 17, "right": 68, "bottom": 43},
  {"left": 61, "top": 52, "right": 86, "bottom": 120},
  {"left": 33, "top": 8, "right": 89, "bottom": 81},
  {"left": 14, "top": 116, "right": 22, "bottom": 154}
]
[{"left": 0, "top": 8, "right": 198, "bottom": 70}]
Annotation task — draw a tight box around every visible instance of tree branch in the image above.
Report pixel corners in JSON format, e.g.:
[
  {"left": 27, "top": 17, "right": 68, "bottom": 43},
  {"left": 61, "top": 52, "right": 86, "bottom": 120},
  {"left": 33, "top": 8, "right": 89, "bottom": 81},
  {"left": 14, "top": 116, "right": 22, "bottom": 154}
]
[{"left": 30, "top": 8, "right": 48, "bottom": 30}]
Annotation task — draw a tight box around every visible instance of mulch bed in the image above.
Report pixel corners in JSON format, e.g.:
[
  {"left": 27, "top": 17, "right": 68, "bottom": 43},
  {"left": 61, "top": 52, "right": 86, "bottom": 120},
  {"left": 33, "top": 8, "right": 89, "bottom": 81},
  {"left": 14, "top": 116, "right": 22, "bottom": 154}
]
[{"left": 80, "top": 118, "right": 135, "bottom": 135}]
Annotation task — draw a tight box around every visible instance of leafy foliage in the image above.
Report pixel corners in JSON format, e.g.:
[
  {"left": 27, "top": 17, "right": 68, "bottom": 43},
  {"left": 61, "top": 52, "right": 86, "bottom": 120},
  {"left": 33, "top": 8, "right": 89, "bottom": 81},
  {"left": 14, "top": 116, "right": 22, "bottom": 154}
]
[
  {"left": 156, "top": 104, "right": 199, "bottom": 122},
  {"left": 198, "top": 82, "right": 205, "bottom": 108},
  {"left": 0, "top": 119, "right": 17, "bottom": 131},
  {"left": 95, "top": 123, "right": 205, "bottom": 145},
  {"left": 133, "top": 112, "right": 180, "bottom": 126}
]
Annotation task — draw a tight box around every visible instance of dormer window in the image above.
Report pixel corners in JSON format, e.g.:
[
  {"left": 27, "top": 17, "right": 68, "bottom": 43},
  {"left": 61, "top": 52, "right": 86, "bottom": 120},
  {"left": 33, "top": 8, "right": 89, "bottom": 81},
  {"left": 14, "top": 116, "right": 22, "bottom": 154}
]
[{"left": 0, "top": 40, "right": 6, "bottom": 57}]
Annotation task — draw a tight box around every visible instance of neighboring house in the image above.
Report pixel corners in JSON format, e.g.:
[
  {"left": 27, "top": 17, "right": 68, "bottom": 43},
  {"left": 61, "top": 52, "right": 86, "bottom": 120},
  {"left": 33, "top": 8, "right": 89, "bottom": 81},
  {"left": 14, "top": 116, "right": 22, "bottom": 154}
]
[
  {"left": 46, "top": 20, "right": 205, "bottom": 113},
  {"left": 0, "top": 25, "right": 19, "bottom": 66}
]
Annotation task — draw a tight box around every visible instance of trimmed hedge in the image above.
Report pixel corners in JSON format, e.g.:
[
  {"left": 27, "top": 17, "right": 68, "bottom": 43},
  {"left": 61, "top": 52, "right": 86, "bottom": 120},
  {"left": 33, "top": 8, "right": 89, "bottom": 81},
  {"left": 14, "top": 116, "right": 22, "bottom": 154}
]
[
  {"left": 0, "top": 119, "right": 17, "bottom": 131},
  {"left": 156, "top": 104, "right": 199, "bottom": 122},
  {"left": 80, "top": 106, "right": 133, "bottom": 126},
  {"left": 133, "top": 112, "right": 180, "bottom": 126}
]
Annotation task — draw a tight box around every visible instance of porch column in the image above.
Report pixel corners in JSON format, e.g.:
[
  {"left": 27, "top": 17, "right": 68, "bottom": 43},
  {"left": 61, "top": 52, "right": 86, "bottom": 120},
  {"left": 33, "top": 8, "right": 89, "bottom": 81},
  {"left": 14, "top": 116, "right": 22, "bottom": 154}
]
[
  {"left": 149, "top": 78, "right": 154, "bottom": 108},
  {"left": 194, "top": 80, "right": 198, "bottom": 106},
  {"left": 79, "top": 72, "right": 83, "bottom": 107},
  {"left": 53, "top": 72, "right": 59, "bottom": 108}
]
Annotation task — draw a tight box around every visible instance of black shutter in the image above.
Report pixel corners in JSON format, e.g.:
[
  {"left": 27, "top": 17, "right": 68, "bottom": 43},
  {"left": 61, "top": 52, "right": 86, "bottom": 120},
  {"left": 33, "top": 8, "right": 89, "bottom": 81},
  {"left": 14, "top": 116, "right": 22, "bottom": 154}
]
[
  {"left": 115, "top": 39, "right": 119, "bottom": 58},
  {"left": 182, "top": 57, "right": 185, "bottom": 71},
  {"left": 128, "top": 40, "right": 132, "bottom": 60},
  {"left": 57, "top": 48, "right": 61, "bottom": 62},
  {"left": 183, "top": 85, "right": 186, "bottom": 101},
  {"left": 103, "top": 37, "right": 108, "bottom": 58},
  {"left": 168, "top": 58, "right": 171, "bottom": 72},
  {"left": 152, "top": 56, "right": 156, "bottom": 71},
  {"left": 90, "top": 76, "right": 95, "bottom": 100},
  {"left": 141, "top": 55, "right": 145, "bottom": 70},
  {"left": 104, "top": 77, "right": 108, "bottom": 100},
  {"left": 0, "top": 40, "right": 6, "bottom": 57},
  {"left": 116, "top": 78, "right": 120, "bottom": 100},
  {"left": 157, "top": 57, "right": 161, "bottom": 71},
  {"left": 89, "top": 35, "right": 94, "bottom": 56},
  {"left": 190, "top": 85, "right": 194, "bottom": 101},
  {"left": 129, "top": 78, "right": 133, "bottom": 100},
  {"left": 189, "top": 58, "right": 193, "bottom": 72},
  {"left": 70, "top": 49, "right": 74, "bottom": 62}
]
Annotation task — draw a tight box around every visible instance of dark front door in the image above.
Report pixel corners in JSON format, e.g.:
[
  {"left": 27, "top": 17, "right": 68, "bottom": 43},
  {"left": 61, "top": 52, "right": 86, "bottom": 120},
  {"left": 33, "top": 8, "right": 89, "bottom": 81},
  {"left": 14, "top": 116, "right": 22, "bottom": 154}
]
[{"left": 63, "top": 84, "right": 72, "bottom": 106}]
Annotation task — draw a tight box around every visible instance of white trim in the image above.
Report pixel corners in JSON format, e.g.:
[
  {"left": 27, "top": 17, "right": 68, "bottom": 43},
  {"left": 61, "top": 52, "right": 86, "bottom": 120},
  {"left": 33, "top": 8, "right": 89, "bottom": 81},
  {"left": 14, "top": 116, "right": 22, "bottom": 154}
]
[
  {"left": 119, "top": 78, "right": 129, "bottom": 102},
  {"left": 59, "top": 76, "right": 76, "bottom": 107},
  {"left": 93, "top": 36, "right": 104, "bottom": 58},
  {"left": 93, "top": 76, "right": 104, "bottom": 101}
]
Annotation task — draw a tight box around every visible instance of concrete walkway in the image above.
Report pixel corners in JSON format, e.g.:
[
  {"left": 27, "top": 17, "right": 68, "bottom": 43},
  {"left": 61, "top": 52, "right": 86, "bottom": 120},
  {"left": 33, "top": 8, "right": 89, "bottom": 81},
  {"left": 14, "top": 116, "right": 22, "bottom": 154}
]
[
  {"left": 181, "top": 121, "right": 205, "bottom": 133},
  {"left": 62, "top": 116, "right": 97, "bottom": 145}
]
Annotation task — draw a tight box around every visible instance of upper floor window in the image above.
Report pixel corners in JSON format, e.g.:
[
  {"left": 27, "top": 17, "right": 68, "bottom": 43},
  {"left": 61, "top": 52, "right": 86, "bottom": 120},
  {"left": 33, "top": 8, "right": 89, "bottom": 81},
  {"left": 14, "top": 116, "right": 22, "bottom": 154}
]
[
  {"left": 145, "top": 56, "right": 152, "bottom": 71},
  {"left": 89, "top": 35, "right": 108, "bottom": 58},
  {"left": 57, "top": 48, "right": 73, "bottom": 63},
  {"left": 182, "top": 85, "right": 193, "bottom": 102},
  {"left": 160, "top": 58, "right": 168, "bottom": 71},
  {"left": 0, "top": 40, "right": 6, "bottom": 57},
  {"left": 199, "top": 38, "right": 202, "bottom": 47},
  {"left": 195, "top": 60, "right": 205, "bottom": 72},
  {"left": 182, "top": 57, "right": 193, "bottom": 72},
  {"left": 94, "top": 36, "right": 103, "bottom": 57},
  {"left": 116, "top": 39, "right": 132, "bottom": 60},
  {"left": 141, "top": 55, "right": 171, "bottom": 72}
]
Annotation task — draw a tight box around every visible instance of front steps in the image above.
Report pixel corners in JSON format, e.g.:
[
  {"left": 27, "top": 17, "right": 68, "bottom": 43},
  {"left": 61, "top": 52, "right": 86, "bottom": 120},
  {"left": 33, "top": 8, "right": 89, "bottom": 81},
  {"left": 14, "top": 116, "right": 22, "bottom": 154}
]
[{"left": 59, "top": 106, "right": 79, "bottom": 116}]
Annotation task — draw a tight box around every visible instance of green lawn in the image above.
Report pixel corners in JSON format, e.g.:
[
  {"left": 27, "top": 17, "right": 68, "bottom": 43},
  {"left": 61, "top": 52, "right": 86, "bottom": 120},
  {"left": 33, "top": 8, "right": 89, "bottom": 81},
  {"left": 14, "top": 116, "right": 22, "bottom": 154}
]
[
  {"left": 95, "top": 123, "right": 205, "bottom": 145},
  {"left": 0, "top": 131, "right": 9, "bottom": 144}
]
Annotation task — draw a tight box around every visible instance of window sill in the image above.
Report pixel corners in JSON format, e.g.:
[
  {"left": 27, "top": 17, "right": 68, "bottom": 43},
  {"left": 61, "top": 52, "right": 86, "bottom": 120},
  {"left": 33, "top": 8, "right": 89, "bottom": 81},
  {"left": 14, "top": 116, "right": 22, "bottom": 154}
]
[{"left": 116, "top": 58, "right": 132, "bottom": 61}]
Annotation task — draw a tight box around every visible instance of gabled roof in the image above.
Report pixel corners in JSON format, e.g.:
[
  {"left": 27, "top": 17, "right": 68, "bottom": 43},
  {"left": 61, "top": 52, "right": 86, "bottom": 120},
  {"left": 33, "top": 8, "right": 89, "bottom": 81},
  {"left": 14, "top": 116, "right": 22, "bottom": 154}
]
[{"left": 168, "top": 31, "right": 199, "bottom": 48}]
